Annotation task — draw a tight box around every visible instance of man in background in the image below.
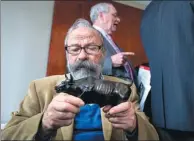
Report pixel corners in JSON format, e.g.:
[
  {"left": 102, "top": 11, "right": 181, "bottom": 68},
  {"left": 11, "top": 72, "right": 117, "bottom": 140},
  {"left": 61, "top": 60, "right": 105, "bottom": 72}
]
[
  {"left": 90, "top": 3, "right": 137, "bottom": 85},
  {"left": 2, "top": 19, "right": 159, "bottom": 140},
  {"left": 141, "top": 1, "right": 194, "bottom": 141}
]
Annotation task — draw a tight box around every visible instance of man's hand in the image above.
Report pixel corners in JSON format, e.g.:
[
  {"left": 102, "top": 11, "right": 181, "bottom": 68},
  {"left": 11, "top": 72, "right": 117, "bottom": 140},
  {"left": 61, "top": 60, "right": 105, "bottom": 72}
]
[
  {"left": 111, "top": 52, "right": 135, "bottom": 67},
  {"left": 103, "top": 102, "right": 136, "bottom": 133},
  {"left": 42, "top": 94, "right": 85, "bottom": 132}
]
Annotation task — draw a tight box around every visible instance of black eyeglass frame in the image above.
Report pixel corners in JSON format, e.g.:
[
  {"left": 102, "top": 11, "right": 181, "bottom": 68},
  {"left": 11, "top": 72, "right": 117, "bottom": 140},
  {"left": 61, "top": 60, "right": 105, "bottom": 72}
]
[{"left": 65, "top": 44, "right": 102, "bottom": 55}]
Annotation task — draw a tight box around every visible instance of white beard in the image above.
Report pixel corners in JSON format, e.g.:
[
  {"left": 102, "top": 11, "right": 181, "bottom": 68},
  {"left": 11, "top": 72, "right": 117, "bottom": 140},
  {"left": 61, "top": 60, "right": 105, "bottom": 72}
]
[{"left": 67, "top": 60, "right": 103, "bottom": 80}]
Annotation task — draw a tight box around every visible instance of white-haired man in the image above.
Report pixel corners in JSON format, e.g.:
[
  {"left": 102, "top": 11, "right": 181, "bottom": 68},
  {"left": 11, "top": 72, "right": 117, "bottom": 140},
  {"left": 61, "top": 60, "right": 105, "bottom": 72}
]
[
  {"left": 90, "top": 3, "right": 137, "bottom": 86},
  {"left": 2, "top": 19, "right": 158, "bottom": 141}
]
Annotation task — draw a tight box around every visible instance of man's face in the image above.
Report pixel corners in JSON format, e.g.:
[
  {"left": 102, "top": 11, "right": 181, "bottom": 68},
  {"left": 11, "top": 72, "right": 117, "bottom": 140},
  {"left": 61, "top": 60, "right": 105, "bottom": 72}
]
[
  {"left": 66, "top": 27, "right": 104, "bottom": 80},
  {"left": 102, "top": 5, "right": 120, "bottom": 35}
]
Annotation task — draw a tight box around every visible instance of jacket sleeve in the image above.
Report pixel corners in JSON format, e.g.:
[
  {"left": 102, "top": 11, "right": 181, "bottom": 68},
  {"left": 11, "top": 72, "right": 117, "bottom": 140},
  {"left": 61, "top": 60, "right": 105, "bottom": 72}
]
[
  {"left": 1, "top": 81, "right": 44, "bottom": 140},
  {"left": 102, "top": 38, "right": 114, "bottom": 76},
  {"left": 103, "top": 55, "right": 113, "bottom": 75},
  {"left": 128, "top": 83, "right": 159, "bottom": 140}
]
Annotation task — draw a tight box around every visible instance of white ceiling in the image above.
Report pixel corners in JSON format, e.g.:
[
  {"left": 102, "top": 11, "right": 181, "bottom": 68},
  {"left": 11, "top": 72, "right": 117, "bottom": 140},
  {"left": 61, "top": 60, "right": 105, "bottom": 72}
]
[{"left": 114, "top": 1, "right": 151, "bottom": 10}]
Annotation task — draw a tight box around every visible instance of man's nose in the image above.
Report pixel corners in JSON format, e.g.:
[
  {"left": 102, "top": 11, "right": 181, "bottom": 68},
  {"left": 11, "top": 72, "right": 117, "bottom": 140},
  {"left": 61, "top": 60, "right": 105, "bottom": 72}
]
[
  {"left": 77, "top": 49, "right": 88, "bottom": 60},
  {"left": 117, "top": 17, "right": 121, "bottom": 23}
]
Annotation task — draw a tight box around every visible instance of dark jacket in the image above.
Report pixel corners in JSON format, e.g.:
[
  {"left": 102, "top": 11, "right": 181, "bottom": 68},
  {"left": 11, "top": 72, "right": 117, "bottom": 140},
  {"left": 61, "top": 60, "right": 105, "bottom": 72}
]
[
  {"left": 140, "top": 1, "right": 194, "bottom": 131},
  {"left": 96, "top": 31, "right": 137, "bottom": 85},
  {"left": 102, "top": 36, "right": 136, "bottom": 79}
]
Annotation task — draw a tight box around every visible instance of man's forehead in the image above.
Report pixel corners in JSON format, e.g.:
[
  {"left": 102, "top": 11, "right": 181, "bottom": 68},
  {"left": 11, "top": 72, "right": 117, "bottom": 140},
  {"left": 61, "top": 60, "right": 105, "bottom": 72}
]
[
  {"left": 68, "top": 27, "right": 101, "bottom": 43},
  {"left": 70, "top": 33, "right": 95, "bottom": 40},
  {"left": 70, "top": 27, "right": 96, "bottom": 36}
]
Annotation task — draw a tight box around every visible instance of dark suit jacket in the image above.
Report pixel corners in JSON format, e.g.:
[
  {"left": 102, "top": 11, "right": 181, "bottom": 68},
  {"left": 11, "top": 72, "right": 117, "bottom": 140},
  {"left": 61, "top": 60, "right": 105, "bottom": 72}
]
[
  {"left": 140, "top": 1, "right": 194, "bottom": 131},
  {"left": 102, "top": 36, "right": 129, "bottom": 78},
  {"left": 95, "top": 29, "right": 137, "bottom": 84}
]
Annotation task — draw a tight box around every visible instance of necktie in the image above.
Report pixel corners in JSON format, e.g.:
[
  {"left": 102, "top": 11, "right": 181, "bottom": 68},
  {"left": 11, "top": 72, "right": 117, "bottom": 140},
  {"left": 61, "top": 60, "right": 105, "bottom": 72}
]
[{"left": 106, "top": 35, "right": 134, "bottom": 80}]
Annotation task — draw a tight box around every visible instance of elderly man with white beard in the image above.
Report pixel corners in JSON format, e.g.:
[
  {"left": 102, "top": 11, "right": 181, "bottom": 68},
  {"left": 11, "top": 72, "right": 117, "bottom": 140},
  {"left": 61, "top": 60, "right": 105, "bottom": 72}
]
[{"left": 2, "top": 19, "right": 159, "bottom": 141}]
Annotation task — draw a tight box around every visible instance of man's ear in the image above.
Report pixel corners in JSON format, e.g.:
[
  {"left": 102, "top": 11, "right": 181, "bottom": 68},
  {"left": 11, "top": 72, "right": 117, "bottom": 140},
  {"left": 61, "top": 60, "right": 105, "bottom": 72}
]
[{"left": 99, "top": 12, "right": 105, "bottom": 23}]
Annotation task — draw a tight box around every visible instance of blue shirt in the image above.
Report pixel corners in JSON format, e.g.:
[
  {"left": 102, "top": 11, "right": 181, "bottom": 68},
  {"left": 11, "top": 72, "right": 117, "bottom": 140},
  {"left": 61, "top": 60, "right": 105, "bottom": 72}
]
[{"left": 73, "top": 104, "right": 104, "bottom": 141}]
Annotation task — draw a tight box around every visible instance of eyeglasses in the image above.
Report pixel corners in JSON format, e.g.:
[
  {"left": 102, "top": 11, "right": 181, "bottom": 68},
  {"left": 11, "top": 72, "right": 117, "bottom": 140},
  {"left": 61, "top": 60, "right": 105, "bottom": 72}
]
[{"left": 65, "top": 44, "right": 102, "bottom": 55}]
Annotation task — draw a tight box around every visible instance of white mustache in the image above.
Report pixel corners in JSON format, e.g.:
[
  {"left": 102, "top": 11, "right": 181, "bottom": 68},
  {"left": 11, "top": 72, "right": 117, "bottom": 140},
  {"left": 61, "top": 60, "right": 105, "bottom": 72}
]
[
  {"left": 69, "top": 60, "right": 98, "bottom": 72},
  {"left": 68, "top": 60, "right": 102, "bottom": 80}
]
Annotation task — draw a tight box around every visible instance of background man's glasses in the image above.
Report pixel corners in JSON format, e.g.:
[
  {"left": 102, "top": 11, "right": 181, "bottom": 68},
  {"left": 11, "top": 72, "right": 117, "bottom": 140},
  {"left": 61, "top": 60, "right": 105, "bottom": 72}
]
[{"left": 65, "top": 45, "right": 102, "bottom": 55}]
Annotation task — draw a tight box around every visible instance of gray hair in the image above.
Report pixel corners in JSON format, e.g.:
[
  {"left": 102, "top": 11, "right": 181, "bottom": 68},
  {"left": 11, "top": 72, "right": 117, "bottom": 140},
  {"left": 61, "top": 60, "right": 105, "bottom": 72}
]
[
  {"left": 90, "top": 3, "right": 111, "bottom": 23},
  {"left": 64, "top": 18, "right": 92, "bottom": 46},
  {"left": 64, "top": 18, "right": 105, "bottom": 60}
]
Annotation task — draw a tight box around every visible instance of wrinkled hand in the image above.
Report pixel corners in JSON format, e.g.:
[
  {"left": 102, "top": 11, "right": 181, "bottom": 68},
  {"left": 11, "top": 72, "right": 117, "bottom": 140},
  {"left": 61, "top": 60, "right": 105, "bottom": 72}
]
[
  {"left": 42, "top": 94, "right": 85, "bottom": 132},
  {"left": 111, "top": 52, "right": 135, "bottom": 67},
  {"left": 103, "top": 102, "right": 136, "bottom": 132}
]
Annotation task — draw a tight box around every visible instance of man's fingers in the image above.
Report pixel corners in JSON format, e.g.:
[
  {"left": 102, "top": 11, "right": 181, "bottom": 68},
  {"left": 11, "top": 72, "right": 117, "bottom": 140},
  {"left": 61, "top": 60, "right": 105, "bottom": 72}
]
[
  {"left": 121, "top": 52, "right": 135, "bottom": 56},
  {"left": 54, "top": 111, "right": 75, "bottom": 120},
  {"left": 108, "top": 116, "right": 129, "bottom": 124},
  {"left": 103, "top": 105, "right": 112, "bottom": 113},
  {"left": 106, "top": 110, "right": 128, "bottom": 118},
  {"left": 53, "top": 102, "right": 80, "bottom": 114},
  {"left": 108, "top": 102, "right": 131, "bottom": 115},
  {"left": 64, "top": 94, "right": 85, "bottom": 107},
  {"left": 56, "top": 93, "right": 85, "bottom": 107}
]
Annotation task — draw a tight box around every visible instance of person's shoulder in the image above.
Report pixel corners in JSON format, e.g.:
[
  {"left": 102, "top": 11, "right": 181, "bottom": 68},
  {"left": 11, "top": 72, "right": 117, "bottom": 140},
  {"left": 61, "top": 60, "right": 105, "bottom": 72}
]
[
  {"left": 33, "top": 74, "right": 65, "bottom": 83},
  {"left": 29, "top": 74, "right": 66, "bottom": 91},
  {"left": 103, "top": 75, "right": 132, "bottom": 85}
]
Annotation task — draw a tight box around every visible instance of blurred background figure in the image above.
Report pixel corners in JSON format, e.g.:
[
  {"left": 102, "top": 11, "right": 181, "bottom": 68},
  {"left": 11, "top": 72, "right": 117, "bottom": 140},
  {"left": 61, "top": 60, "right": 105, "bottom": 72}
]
[
  {"left": 141, "top": 1, "right": 194, "bottom": 141},
  {"left": 90, "top": 3, "right": 137, "bottom": 85}
]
